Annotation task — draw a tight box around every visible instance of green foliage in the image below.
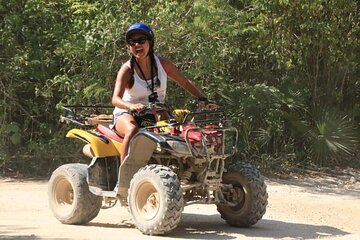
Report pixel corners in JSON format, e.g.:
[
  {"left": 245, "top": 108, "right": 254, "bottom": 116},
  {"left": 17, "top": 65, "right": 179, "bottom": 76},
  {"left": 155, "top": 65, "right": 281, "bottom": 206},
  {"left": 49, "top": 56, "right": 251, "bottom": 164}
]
[
  {"left": 0, "top": 123, "right": 22, "bottom": 145},
  {"left": 307, "top": 110, "right": 358, "bottom": 165},
  {"left": 1, "top": 0, "right": 359, "bottom": 175}
]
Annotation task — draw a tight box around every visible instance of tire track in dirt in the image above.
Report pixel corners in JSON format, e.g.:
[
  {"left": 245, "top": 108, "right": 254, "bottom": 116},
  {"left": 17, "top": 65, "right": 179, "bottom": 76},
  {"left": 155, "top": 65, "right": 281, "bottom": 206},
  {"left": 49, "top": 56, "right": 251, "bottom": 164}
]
[{"left": 0, "top": 176, "right": 359, "bottom": 240}]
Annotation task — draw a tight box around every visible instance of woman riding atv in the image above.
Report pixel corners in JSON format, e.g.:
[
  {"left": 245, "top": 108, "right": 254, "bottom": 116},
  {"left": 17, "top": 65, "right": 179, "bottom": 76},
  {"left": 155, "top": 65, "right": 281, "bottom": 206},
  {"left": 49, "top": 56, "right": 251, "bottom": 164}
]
[{"left": 111, "top": 22, "right": 208, "bottom": 162}]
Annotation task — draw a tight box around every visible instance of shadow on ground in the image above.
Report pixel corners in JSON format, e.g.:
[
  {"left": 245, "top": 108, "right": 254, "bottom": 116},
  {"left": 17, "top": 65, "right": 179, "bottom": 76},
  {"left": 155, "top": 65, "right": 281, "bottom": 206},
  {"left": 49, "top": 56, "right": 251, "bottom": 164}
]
[
  {"left": 0, "top": 236, "right": 39, "bottom": 240},
  {"left": 87, "top": 220, "right": 135, "bottom": 229},
  {"left": 0, "top": 235, "right": 71, "bottom": 240},
  {"left": 0, "top": 226, "right": 72, "bottom": 240},
  {"left": 87, "top": 213, "right": 349, "bottom": 240},
  {"left": 171, "top": 213, "right": 349, "bottom": 239}
]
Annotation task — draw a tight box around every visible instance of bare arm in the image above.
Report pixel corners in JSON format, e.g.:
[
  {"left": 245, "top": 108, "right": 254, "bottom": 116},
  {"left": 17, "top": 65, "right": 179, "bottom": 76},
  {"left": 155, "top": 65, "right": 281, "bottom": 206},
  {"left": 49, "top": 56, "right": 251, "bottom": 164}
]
[{"left": 160, "top": 58, "right": 206, "bottom": 99}]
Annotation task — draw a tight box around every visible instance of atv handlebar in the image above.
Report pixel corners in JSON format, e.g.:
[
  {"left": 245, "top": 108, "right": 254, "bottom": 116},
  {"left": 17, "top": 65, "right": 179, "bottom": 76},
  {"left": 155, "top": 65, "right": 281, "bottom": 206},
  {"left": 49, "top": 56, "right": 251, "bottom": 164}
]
[
  {"left": 128, "top": 102, "right": 167, "bottom": 116},
  {"left": 59, "top": 100, "right": 221, "bottom": 127},
  {"left": 196, "top": 99, "right": 219, "bottom": 112}
]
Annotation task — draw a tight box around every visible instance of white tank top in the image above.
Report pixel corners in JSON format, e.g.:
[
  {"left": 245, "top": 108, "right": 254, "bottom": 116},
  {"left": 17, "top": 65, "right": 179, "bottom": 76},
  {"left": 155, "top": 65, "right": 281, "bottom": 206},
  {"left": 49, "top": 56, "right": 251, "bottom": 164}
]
[{"left": 113, "top": 55, "right": 167, "bottom": 116}]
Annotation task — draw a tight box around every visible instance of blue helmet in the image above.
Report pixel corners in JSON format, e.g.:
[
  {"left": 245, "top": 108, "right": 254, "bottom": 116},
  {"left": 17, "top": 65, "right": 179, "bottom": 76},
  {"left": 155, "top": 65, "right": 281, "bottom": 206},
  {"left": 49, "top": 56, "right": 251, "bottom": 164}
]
[{"left": 126, "top": 22, "right": 154, "bottom": 43}]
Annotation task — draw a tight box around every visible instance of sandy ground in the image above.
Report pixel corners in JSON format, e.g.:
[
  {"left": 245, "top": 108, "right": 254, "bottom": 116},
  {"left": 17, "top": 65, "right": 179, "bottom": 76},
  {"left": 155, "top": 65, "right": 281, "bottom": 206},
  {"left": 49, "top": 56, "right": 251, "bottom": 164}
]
[{"left": 0, "top": 171, "right": 359, "bottom": 240}]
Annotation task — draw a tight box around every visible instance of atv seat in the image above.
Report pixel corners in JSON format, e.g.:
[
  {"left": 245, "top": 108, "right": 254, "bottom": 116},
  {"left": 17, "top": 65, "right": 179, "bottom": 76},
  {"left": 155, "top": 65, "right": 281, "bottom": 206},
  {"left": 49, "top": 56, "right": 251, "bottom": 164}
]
[{"left": 97, "top": 124, "right": 124, "bottom": 142}]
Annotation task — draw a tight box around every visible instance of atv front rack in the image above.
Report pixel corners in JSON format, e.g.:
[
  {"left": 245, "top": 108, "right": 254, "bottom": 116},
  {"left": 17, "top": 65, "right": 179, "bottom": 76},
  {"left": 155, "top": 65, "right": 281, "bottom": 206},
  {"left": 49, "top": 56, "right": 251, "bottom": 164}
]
[
  {"left": 184, "top": 126, "right": 238, "bottom": 158},
  {"left": 139, "top": 110, "right": 238, "bottom": 158},
  {"left": 182, "top": 110, "right": 238, "bottom": 158}
]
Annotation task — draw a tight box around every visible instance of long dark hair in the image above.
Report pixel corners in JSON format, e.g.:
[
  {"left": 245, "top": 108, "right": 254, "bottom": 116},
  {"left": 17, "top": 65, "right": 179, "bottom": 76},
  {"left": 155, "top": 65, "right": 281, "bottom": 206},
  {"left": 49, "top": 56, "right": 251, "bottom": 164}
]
[{"left": 128, "top": 48, "right": 160, "bottom": 90}]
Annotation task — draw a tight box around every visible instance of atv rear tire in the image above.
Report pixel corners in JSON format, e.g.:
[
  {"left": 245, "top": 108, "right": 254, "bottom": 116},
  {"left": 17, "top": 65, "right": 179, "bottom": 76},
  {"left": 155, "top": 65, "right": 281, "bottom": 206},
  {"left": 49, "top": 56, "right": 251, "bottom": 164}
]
[
  {"left": 217, "top": 162, "right": 268, "bottom": 227},
  {"left": 128, "top": 164, "right": 183, "bottom": 235},
  {"left": 48, "top": 163, "right": 102, "bottom": 224}
]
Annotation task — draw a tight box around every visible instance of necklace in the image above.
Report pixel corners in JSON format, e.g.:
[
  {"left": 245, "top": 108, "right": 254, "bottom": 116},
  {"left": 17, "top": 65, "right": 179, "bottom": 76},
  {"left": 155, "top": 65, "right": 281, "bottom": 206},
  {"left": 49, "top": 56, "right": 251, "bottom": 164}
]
[{"left": 134, "top": 60, "right": 155, "bottom": 93}]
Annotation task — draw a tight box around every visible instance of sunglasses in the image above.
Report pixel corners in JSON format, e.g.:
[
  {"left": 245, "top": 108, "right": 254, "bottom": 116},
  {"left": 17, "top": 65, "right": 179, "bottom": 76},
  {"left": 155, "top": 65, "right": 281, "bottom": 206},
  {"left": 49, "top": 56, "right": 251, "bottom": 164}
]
[{"left": 127, "top": 37, "right": 148, "bottom": 46}]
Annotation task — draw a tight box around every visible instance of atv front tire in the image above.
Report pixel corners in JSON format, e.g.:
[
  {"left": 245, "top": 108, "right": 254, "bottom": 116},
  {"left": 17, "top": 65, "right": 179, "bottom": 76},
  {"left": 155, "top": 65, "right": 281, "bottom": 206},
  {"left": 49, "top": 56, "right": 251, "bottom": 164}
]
[
  {"left": 217, "top": 162, "right": 268, "bottom": 227},
  {"left": 128, "top": 164, "right": 183, "bottom": 235},
  {"left": 48, "top": 163, "right": 102, "bottom": 224}
]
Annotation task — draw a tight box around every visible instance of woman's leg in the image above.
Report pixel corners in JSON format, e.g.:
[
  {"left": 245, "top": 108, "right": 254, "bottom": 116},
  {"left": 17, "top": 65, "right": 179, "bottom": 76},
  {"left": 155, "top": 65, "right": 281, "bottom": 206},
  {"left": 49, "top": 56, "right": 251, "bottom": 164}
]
[{"left": 114, "top": 114, "right": 139, "bottom": 162}]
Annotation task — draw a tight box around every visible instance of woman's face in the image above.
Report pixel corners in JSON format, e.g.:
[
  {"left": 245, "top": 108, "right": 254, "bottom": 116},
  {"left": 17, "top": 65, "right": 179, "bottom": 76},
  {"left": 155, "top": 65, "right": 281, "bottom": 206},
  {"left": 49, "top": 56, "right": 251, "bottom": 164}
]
[{"left": 127, "top": 33, "right": 150, "bottom": 59}]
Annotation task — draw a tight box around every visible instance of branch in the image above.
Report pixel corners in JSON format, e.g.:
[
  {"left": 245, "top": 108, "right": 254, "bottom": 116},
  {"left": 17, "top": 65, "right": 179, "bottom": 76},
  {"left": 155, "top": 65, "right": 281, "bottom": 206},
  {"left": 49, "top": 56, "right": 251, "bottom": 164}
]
[{"left": 0, "top": 80, "right": 40, "bottom": 124}]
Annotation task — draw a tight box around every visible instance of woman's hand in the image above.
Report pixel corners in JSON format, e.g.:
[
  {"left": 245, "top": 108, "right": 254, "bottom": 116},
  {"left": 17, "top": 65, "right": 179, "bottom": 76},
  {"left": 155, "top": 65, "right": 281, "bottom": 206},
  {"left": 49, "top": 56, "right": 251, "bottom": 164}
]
[
  {"left": 197, "top": 98, "right": 219, "bottom": 111},
  {"left": 130, "top": 103, "right": 146, "bottom": 112}
]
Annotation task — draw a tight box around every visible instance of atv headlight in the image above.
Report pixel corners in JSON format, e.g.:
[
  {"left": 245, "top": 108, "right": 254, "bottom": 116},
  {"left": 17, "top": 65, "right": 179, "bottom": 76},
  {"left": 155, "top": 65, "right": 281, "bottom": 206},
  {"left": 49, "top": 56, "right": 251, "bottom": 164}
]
[{"left": 167, "top": 141, "right": 191, "bottom": 155}]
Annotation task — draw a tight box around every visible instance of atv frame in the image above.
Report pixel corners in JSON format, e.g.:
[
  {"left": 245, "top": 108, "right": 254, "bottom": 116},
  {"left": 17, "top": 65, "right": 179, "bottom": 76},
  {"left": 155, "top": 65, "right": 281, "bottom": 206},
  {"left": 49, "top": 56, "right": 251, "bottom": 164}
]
[{"left": 48, "top": 103, "right": 268, "bottom": 235}]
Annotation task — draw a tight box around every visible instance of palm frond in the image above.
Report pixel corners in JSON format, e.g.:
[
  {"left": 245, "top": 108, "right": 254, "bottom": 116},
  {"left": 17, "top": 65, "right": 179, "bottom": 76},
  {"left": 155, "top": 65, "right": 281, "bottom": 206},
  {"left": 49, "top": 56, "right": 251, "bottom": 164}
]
[{"left": 308, "top": 109, "right": 358, "bottom": 164}]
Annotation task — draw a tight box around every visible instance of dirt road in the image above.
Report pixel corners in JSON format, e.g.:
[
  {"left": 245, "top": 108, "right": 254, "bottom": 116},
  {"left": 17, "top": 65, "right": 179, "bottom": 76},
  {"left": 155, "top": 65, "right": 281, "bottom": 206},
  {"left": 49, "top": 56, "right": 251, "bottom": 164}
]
[{"left": 1, "top": 172, "right": 359, "bottom": 240}]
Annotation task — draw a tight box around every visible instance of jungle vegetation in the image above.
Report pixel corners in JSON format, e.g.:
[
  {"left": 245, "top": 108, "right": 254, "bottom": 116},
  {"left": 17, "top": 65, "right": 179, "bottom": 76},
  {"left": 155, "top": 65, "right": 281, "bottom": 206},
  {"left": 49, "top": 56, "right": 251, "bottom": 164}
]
[{"left": 1, "top": 0, "right": 359, "bottom": 176}]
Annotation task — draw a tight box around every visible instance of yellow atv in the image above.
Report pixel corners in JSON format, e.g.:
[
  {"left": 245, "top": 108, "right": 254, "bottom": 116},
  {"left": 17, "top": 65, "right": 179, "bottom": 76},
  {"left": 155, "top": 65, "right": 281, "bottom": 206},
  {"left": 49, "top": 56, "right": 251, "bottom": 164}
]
[{"left": 48, "top": 102, "right": 268, "bottom": 235}]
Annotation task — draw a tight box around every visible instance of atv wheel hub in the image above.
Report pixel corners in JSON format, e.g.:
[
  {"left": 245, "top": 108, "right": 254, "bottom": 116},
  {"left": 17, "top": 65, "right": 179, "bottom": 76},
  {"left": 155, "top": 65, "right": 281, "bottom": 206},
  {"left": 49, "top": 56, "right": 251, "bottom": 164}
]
[
  {"left": 135, "top": 182, "right": 160, "bottom": 220},
  {"left": 54, "top": 178, "right": 74, "bottom": 214}
]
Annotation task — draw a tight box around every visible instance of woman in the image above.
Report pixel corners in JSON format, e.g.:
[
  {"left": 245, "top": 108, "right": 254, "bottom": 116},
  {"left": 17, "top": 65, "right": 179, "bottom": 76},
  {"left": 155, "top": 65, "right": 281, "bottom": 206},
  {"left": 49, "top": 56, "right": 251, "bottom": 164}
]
[{"left": 111, "top": 22, "right": 207, "bottom": 162}]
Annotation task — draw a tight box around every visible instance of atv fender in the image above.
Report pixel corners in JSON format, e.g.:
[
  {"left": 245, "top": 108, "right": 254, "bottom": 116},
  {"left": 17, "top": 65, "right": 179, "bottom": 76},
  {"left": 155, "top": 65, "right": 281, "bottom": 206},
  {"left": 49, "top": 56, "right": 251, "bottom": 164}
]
[
  {"left": 117, "top": 131, "right": 157, "bottom": 198},
  {"left": 66, "top": 129, "right": 119, "bottom": 157}
]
